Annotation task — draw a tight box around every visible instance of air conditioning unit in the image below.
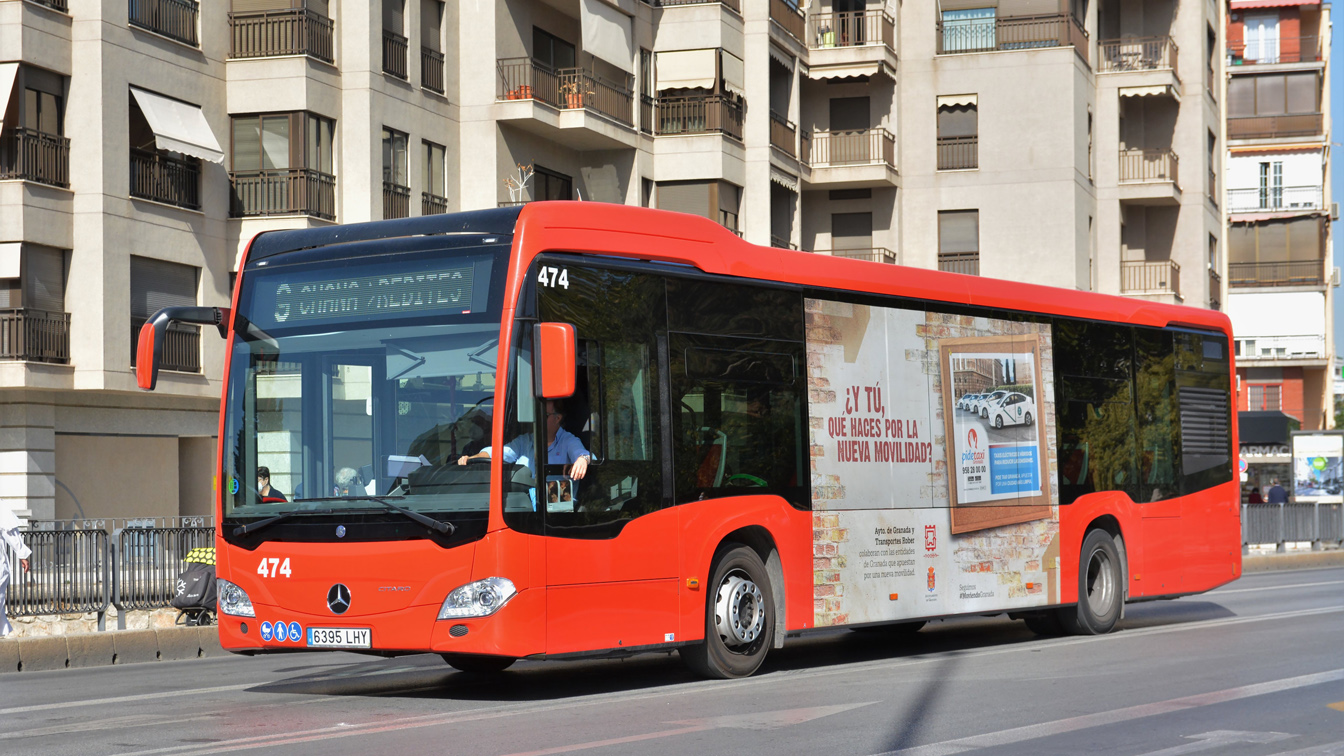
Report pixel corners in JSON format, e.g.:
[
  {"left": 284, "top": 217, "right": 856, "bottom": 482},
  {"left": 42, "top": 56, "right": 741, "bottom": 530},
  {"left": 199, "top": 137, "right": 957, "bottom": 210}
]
[
  {"left": 1333, "top": 202, "right": 1340, "bottom": 221},
  {"left": 1333, "top": 267, "right": 1341, "bottom": 288}
]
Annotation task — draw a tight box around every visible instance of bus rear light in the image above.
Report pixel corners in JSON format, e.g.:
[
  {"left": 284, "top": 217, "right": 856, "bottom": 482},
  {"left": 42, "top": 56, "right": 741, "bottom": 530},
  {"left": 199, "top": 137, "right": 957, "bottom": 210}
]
[
  {"left": 438, "top": 577, "right": 517, "bottom": 620},
  {"left": 218, "top": 579, "right": 256, "bottom": 617}
]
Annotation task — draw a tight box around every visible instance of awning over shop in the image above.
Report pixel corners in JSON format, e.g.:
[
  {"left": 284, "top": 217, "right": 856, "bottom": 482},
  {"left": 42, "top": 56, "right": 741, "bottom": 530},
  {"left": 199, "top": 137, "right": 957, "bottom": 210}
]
[
  {"left": 129, "top": 87, "right": 225, "bottom": 164},
  {"left": 1239, "top": 410, "right": 1302, "bottom": 446},
  {"left": 1231, "top": 0, "right": 1318, "bottom": 9},
  {"left": 0, "top": 64, "right": 18, "bottom": 134},
  {"left": 581, "top": 0, "right": 634, "bottom": 74},
  {"left": 656, "top": 49, "right": 717, "bottom": 91}
]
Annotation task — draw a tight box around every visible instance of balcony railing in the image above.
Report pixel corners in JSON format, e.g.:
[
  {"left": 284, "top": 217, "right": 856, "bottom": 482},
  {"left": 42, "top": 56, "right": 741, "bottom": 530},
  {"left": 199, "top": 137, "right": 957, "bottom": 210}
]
[
  {"left": 640, "top": 95, "right": 654, "bottom": 134},
  {"left": 809, "top": 129, "right": 895, "bottom": 168},
  {"left": 656, "top": 95, "right": 745, "bottom": 141},
  {"left": 1209, "top": 269, "right": 1222, "bottom": 310},
  {"left": 831, "top": 247, "right": 897, "bottom": 264},
  {"left": 229, "top": 168, "right": 336, "bottom": 220},
  {"left": 383, "top": 30, "right": 408, "bottom": 79},
  {"left": 771, "top": 236, "right": 798, "bottom": 251},
  {"left": 770, "top": 0, "right": 806, "bottom": 42},
  {"left": 938, "top": 252, "right": 980, "bottom": 276},
  {"left": 770, "top": 111, "right": 797, "bottom": 157},
  {"left": 28, "top": 0, "right": 67, "bottom": 10},
  {"left": 496, "top": 58, "right": 634, "bottom": 126},
  {"left": 937, "top": 135, "right": 977, "bottom": 170},
  {"left": 1227, "top": 186, "right": 1324, "bottom": 213},
  {"left": 1229, "top": 36, "right": 1321, "bottom": 65},
  {"left": 229, "top": 9, "right": 334, "bottom": 63},
  {"left": 130, "top": 320, "right": 199, "bottom": 372},
  {"left": 937, "top": 13, "right": 1089, "bottom": 63},
  {"left": 129, "top": 0, "right": 200, "bottom": 47},
  {"left": 1239, "top": 335, "right": 1327, "bottom": 360},
  {"left": 422, "top": 192, "right": 449, "bottom": 216},
  {"left": 642, "top": 0, "right": 740, "bottom": 10},
  {"left": 799, "top": 129, "right": 811, "bottom": 165},
  {"left": 1229, "top": 260, "right": 1324, "bottom": 287},
  {"left": 130, "top": 148, "right": 200, "bottom": 210},
  {"left": 0, "top": 128, "right": 70, "bottom": 188},
  {"left": 0, "top": 309, "right": 70, "bottom": 365},
  {"left": 808, "top": 9, "right": 895, "bottom": 50},
  {"left": 1119, "top": 148, "right": 1179, "bottom": 185},
  {"left": 1209, "top": 169, "right": 1217, "bottom": 205},
  {"left": 1228, "top": 113, "right": 1323, "bottom": 140},
  {"left": 1121, "top": 259, "right": 1181, "bottom": 297},
  {"left": 422, "top": 48, "right": 445, "bottom": 94},
  {"left": 1099, "top": 36, "right": 1177, "bottom": 73},
  {"left": 383, "top": 181, "right": 410, "bottom": 219}
]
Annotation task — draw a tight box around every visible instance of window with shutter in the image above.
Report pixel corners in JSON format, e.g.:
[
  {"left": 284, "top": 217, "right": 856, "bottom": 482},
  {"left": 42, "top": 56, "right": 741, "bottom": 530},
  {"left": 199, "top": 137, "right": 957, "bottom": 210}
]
[
  {"left": 23, "top": 246, "right": 66, "bottom": 313},
  {"left": 131, "top": 256, "right": 197, "bottom": 320}
]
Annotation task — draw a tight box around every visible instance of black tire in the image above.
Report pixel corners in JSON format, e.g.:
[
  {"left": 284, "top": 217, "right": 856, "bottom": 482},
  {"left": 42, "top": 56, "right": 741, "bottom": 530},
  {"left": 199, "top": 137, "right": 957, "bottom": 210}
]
[
  {"left": 994, "top": 415, "right": 1004, "bottom": 429},
  {"left": 440, "top": 653, "right": 516, "bottom": 674},
  {"left": 1024, "top": 411, "right": 1033, "bottom": 426},
  {"left": 1021, "top": 611, "right": 1064, "bottom": 635},
  {"left": 1060, "top": 529, "right": 1123, "bottom": 635},
  {"left": 680, "top": 544, "right": 775, "bottom": 679}
]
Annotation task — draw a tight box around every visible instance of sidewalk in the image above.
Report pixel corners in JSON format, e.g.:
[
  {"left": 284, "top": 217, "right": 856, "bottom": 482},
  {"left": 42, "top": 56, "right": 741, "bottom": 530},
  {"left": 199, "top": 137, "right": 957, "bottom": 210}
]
[{"left": 1242, "top": 544, "right": 1344, "bottom": 572}]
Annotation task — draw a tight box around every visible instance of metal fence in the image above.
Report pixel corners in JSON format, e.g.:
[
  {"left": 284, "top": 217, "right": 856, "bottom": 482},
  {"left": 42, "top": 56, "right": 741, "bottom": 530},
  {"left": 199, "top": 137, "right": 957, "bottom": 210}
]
[{"left": 1243, "top": 502, "right": 1344, "bottom": 552}]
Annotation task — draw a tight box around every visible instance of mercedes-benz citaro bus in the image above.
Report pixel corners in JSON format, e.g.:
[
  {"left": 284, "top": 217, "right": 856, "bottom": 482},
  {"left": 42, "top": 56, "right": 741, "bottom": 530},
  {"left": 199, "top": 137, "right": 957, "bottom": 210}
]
[{"left": 135, "top": 202, "right": 1241, "bottom": 678}]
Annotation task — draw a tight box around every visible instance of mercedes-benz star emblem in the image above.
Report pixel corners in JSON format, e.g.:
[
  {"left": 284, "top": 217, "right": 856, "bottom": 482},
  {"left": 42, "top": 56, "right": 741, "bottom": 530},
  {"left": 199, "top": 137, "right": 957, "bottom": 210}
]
[
  {"left": 326, "top": 584, "right": 351, "bottom": 615},
  {"left": 335, "top": 525, "right": 346, "bottom": 538}
]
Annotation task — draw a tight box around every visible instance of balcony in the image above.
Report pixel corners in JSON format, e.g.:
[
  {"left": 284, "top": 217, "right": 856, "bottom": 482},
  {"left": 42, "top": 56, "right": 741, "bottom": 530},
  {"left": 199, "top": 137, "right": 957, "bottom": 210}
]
[
  {"left": 130, "top": 320, "right": 199, "bottom": 373},
  {"left": 0, "top": 309, "right": 70, "bottom": 365},
  {"left": 1121, "top": 259, "right": 1181, "bottom": 298},
  {"left": 829, "top": 248, "right": 898, "bottom": 265},
  {"left": 771, "top": 236, "right": 799, "bottom": 251},
  {"left": 1229, "top": 260, "right": 1324, "bottom": 288},
  {"left": 422, "top": 49, "right": 445, "bottom": 94},
  {"left": 383, "top": 181, "right": 410, "bottom": 219},
  {"left": 1098, "top": 36, "right": 1177, "bottom": 74},
  {"left": 383, "top": 30, "right": 408, "bottom": 80},
  {"left": 1228, "top": 113, "right": 1323, "bottom": 141},
  {"left": 229, "top": 168, "right": 336, "bottom": 220},
  {"left": 1229, "top": 36, "right": 1322, "bottom": 66},
  {"left": 656, "top": 95, "right": 744, "bottom": 141},
  {"left": 0, "top": 129, "right": 71, "bottom": 188},
  {"left": 806, "top": 9, "right": 898, "bottom": 81},
  {"left": 770, "top": 0, "right": 805, "bottom": 43},
  {"left": 1238, "top": 335, "right": 1328, "bottom": 362},
  {"left": 1209, "top": 269, "right": 1222, "bottom": 310},
  {"left": 422, "top": 192, "right": 448, "bottom": 216},
  {"left": 1118, "top": 148, "right": 1180, "bottom": 205},
  {"left": 129, "top": 148, "right": 200, "bottom": 210},
  {"left": 496, "top": 58, "right": 637, "bottom": 150},
  {"left": 642, "top": 0, "right": 740, "bottom": 9},
  {"left": 938, "top": 252, "right": 979, "bottom": 276},
  {"left": 28, "top": 0, "right": 66, "bottom": 10},
  {"left": 937, "top": 13, "right": 1089, "bottom": 65},
  {"left": 229, "top": 9, "right": 335, "bottom": 63},
  {"left": 937, "top": 135, "right": 977, "bottom": 171},
  {"left": 129, "top": 0, "right": 200, "bottom": 47},
  {"left": 1227, "top": 186, "right": 1325, "bottom": 215},
  {"left": 805, "top": 129, "right": 898, "bottom": 189},
  {"left": 770, "top": 112, "right": 797, "bottom": 158}
]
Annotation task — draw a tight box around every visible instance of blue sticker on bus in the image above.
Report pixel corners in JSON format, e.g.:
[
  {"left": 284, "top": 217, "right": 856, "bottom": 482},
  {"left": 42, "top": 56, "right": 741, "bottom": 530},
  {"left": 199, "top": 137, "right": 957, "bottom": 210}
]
[
  {"left": 275, "top": 622, "right": 289, "bottom": 642},
  {"left": 288, "top": 621, "right": 301, "bottom": 641},
  {"left": 260, "top": 621, "right": 273, "bottom": 642}
]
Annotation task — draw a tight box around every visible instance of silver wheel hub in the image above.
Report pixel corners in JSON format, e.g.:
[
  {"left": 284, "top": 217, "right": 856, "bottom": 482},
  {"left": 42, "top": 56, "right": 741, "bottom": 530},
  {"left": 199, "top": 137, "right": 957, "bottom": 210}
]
[
  {"left": 714, "top": 571, "right": 765, "bottom": 647},
  {"left": 1085, "top": 550, "right": 1115, "bottom": 615}
]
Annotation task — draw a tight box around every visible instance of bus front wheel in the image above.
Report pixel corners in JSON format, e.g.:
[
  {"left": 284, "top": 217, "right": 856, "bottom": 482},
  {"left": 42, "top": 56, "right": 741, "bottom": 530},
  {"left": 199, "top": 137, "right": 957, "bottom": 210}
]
[
  {"left": 1061, "top": 529, "right": 1122, "bottom": 635},
  {"left": 681, "top": 544, "right": 775, "bottom": 679},
  {"left": 440, "top": 653, "right": 516, "bottom": 674}
]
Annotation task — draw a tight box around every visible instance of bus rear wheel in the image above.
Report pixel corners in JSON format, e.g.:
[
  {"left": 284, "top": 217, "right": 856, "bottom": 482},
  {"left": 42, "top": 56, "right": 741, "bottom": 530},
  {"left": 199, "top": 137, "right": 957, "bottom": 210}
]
[
  {"left": 1060, "top": 529, "right": 1122, "bottom": 635},
  {"left": 681, "top": 544, "right": 775, "bottom": 679},
  {"left": 440, "top": 653, "right": 516, "bottom": 674}
]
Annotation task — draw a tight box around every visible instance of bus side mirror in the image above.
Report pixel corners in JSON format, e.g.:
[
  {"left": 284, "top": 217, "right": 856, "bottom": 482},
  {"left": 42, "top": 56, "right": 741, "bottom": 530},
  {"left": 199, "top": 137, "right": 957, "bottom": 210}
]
[
  {"left": 136, "top": 306, "right": 231, "bottom": 391},
  {"left": 534, "top": 322, "right": 576, "bottom": 399}
]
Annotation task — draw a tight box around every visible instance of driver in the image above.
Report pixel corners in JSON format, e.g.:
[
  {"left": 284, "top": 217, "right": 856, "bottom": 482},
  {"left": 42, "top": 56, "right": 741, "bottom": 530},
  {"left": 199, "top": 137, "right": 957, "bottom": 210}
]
[{"left": 457, "top": 399, "right": 590, "bottom": 480}]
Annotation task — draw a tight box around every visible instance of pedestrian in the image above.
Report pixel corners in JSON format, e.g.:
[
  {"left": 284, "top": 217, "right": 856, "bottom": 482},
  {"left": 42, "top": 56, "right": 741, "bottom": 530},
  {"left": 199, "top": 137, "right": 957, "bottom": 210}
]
[
  {"left": 1, "top": 508, "right": 32, "bottom": 638},
  {"left": 1266, "top": 478, "right": 1289, "bottom": 504},
  {"left": 1247, "top": 487, "right": 1264, "bottom": 504}
]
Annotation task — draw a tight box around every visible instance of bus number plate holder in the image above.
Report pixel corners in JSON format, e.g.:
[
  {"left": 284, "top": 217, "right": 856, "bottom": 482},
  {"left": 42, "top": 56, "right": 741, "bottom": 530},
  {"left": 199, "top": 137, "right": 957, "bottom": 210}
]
[{"left": 307, "top": 627, "right": 371, "bottom": 648}]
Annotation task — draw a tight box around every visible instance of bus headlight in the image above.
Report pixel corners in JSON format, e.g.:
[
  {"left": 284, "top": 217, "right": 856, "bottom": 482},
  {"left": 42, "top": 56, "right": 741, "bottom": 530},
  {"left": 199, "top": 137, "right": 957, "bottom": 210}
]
[
  {"left": 438, "top": 577, "right": 516, "bottom": 619},
  {"left": 217, "top": 579, "right": 255, "bottom": 617}
]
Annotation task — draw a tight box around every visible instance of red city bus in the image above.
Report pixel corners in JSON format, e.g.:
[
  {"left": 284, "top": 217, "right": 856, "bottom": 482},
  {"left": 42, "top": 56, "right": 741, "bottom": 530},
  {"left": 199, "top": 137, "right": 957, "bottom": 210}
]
[{"left": 136, "top": 202, "right": 1240, "bottom": 678}]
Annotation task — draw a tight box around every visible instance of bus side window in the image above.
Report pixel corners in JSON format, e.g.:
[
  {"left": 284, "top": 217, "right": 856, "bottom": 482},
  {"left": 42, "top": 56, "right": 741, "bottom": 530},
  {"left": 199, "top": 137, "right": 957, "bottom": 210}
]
[
  {"left": 1173, "top": 332, "right": 1232, "bottom": 494},
  {"left": 1134, "top": 328, "right": 1180, "bottom": 503},
  {"left": 1054, "top": 320, "right": 1139, "bottom": 504}
]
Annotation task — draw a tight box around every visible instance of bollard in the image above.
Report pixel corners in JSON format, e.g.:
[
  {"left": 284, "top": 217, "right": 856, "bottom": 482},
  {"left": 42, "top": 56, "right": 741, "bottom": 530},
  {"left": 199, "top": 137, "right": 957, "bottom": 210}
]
[{"left": 1276, "top": 502, "right": 1286, "bottom": 553}]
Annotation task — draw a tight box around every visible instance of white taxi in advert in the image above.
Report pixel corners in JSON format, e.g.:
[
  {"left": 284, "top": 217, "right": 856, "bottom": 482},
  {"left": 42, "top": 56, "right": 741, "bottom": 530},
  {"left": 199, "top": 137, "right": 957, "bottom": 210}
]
[{"left": 987, "top": 392, "right": 1036, "bottom": 429}]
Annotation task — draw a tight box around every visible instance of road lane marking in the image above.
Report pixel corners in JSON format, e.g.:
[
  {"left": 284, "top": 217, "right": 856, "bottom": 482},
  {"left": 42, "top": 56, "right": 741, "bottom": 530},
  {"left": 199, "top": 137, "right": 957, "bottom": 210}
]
[
  {"left": 1210, "top": 580, "right": 1344, "bottom": 595},
  {"left": 870, "top": 669, "right": 1344, "bottom": 756},
  {"left": 1131, "top": 731, "right": 1293, "bottom": 756},
  {"left": 0, "top": 684, "right": 257, "bottom": 717},
  {"left": 1329, "top": 702, "right": 1344, "bottom": 712},
  {"left": 1269, "top": 740, "right": 1344, "bottom": 755}
]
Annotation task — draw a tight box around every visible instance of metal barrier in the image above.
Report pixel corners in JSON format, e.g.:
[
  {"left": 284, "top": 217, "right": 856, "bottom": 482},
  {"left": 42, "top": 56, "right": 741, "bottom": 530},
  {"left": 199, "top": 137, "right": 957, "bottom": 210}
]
[
  {"left": 6, "top": 529, "right": 112, "bottom": 628},
  {"left": 116, "top": 527, "right": 215, "bottom": 613},
  {"left": 1243, "top": 502, "right": 1344, "bottom": 553}
]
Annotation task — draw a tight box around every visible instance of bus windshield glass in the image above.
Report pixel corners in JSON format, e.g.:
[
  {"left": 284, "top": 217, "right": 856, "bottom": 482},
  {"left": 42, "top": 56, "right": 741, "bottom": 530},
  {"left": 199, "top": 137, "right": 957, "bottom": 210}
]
[{"left": 222, "top": 246, "right": 506, "bottom": 527}]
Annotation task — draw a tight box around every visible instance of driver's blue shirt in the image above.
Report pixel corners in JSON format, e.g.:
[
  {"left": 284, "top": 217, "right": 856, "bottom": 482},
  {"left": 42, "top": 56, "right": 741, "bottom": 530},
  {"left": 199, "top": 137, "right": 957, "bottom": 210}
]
[{"left": 484, "top": 427, "right": 589, "bottom": 472}]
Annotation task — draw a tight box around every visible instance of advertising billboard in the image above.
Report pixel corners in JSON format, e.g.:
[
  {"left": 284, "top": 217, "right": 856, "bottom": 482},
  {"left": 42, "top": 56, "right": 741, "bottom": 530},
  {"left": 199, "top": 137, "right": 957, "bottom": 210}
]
[{"left": 1291, "top": 432, "right": 1344, "bottom": 503}]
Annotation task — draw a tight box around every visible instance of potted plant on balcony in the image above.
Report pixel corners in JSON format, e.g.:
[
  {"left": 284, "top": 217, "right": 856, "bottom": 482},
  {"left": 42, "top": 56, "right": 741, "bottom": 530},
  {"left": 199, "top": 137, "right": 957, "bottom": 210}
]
[{"left": 560, "top": 81, "right": 590, "bottom": 110}]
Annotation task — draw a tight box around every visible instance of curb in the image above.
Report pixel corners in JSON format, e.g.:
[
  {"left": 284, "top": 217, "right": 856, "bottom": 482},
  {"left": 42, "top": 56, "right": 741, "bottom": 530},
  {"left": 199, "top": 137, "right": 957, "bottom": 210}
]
[
  {"left": 2, "top": 626, "right": 225, "bottom": 674},
  {"left": 1243, "top": 549, "right": 1344, "bottom": 573}
]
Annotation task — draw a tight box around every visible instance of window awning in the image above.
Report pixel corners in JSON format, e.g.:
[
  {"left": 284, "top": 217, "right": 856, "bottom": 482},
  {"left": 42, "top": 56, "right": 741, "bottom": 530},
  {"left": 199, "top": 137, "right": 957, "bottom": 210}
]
[
  {"left": 129, "top": 87, "right": 225, "bottom": 164},
  {"left": 657, "top": 49, "right": 717, "bottom": 91},
  {"left": 1231, "top": 0, "right": 1318, "bottom": 8},
  {"left": 581, "top": 0, "right": 634, "bottom": 74},
  {"left": 0, "top": 64, "right": 18, "bottom": 135},
  {"left": 1238, "top": 411, "right": 1301, "bottom": 446},
  {"left": 1119, "top": 84, "right": 1179, "bottom": 102},
  {"left": 937, "top": 94, "right": 978, "bottom": 108},
  {"left": 722, "top": 51, "right": 745, "bottom": 96},
  {"left": 769, "top": 168, "right": 798, "bottom": 192},
  {"left": 768, "top": 44, "right": 794, "bottom": 71}
]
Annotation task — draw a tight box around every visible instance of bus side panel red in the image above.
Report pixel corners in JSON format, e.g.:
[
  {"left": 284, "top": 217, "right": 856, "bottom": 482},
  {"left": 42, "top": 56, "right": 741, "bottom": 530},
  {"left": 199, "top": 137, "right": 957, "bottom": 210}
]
[
  {"left": 1182, "top": 480, "right": 1243, "bottom": 593},
  {"left": 676, "top": 497, "right": 813, "bottom": 641},
  {"left": 463, "top": 527, "right": 546, "bottom": 655},
  {"left": 1058, "top": 492, "right": 1141, "bottom": 604}
]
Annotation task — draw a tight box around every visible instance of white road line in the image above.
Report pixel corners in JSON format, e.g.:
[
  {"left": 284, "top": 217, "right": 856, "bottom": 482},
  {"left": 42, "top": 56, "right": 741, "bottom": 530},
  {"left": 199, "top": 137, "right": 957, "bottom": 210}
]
[
  {"left": 1210, "top": 580, "right": 1344, "bottom": 595},
  {"left": 1269, "top": 739, "right": 1344, "bottom": 756},
  {"left": 870, "top": 669, "right": 1344, "bottom": 756}
]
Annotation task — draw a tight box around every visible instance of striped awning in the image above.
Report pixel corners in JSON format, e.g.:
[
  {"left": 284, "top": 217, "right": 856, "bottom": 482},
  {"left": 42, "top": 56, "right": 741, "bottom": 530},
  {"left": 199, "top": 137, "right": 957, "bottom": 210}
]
[{"left": 1231, "top": 0, "right": 1318, "bottom": 8}]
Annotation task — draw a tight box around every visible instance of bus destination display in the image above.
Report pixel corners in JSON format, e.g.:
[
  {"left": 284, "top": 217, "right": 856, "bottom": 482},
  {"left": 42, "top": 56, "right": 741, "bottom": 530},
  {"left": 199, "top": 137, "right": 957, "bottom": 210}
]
[{"left": 271, "top": 266, "right": 474, "bottom": 324}]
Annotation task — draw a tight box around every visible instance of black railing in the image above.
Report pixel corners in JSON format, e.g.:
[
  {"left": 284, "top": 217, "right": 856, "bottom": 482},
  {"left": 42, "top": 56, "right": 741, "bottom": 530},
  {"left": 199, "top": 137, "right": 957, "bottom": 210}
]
[
  {"left": 938, "top": 252, "right": 980, "bottom": 276},
  {"left": 831, "top": 248, "right": 897, "bottom": 264},
  {"left": 229, "top": 168, "right": 336, "bottom": 220},
  {"left": 808, "top": 9, "right": 895, "bottom": 50},
  {"left": 770, "top": 0, "right": 805, "bottom": 41},
  {"left": 422, "top": 192, "right": 449, "bottom": 215},
  {"left": 640, "top": 94, "right": 655, "bottom": 134},
  {"left": 130, "top": 148, "right": 200, "bottom": 210},
  {"left": 1209, "top": 269, "right": 1222, "bottom": 310},
  {"left": 229, "top": 9, "right": 334, "bottom": 63},
  {"left": 644, "top": 0, "right": 740, "bottom": 10},
  {"left": 496, "top": 58, "right": 634, "bottom": 126},
  {"left": 0, "top": 309, "right": 71, "bottom": 364},
  {"left": 937, "top": 135, "right": 977, "bottom": 170},
  {"left": 0, "top": 128, "right": 71, "bottom": 187},
  {"left": 937, "top": 13, "right": 1089, "bottom": 64},
  {"left": 810, "top": 129, "right": 895, "bottom": 167},
  {"left": 770, "top": 235, "right": 798, "bottom": 250},
  {"left": 1099, "top": 36, "right": 1177, "bottom": 73},
  {"left": 1119, "top": 148, "right": 1179, "bottom": 185},
  {"left": 1229, "top": 260, "right": 1325, "bottom": 287},
  {"left": 656, "top": 95, "right": 745, "bottom": 141},
  {"left": 116, "top": 527, "right": 214, "bottom": 611},
  {"left": 129, "top": 0, "right": 200, "bottom": 46},
  {"left": 422, "top": 48, "right": 445, "bottom": 94},
  {"left": 770, "top": 111, "right": 797, "bottom": 157},
  {"left": 6, "top": 530, "right": 110, "bottom": 618},
  {"left": 28, "top": 0, "right": 68, "bottom": 11},
  {"left": 383, "top": 30, "right": 408, "bottom": 79},
  {"left": 130, "top": 319, "right": 200, "bottom": 372},
  {"left": 384, "top": 181, "right": 410, "bottom": 219}
]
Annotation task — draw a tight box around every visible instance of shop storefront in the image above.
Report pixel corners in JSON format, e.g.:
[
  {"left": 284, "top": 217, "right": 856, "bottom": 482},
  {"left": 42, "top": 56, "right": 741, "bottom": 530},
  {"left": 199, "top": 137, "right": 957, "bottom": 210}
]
[{"left": 1238, "top": 411, "right": 1299, "bottom": 502}]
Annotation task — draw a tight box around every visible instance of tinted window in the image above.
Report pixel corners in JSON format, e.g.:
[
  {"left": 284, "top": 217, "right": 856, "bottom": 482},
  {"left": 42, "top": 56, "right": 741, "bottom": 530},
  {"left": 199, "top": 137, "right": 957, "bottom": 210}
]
[
  {"left": 1135, "top": 328, "right": 1180, "bottom": 502},
  {"left": 1055, "top": 320, "right": 1138, "bottom": 503},
  {"left": 1174, "top": 331, "right": 1233, "bottom": 492}
]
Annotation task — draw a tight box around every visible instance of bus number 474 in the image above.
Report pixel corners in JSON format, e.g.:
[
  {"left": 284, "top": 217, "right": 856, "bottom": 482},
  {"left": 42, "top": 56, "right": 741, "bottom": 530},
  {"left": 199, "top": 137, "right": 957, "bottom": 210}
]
[
  {"left": 258, "top": 558, "right": 292, "bottom": 578},
  {"left": 537, "top": 266, "right": 569, "bottom": 289}
]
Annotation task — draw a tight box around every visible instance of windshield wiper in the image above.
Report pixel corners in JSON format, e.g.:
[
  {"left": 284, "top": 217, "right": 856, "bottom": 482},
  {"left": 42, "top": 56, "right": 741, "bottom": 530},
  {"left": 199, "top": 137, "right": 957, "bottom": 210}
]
[
  {"left": 322, "top": 495, "right": 456, "bottom": 535},
  {"left": 233, "top": 507, "right": 334, "bottom": 537}
]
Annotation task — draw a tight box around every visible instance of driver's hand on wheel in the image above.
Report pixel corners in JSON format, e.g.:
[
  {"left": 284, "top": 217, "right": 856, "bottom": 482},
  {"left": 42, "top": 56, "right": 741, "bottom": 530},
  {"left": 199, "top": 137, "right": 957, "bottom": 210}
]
[
  {"left": 457, "top": 455, "right": 470, "bottom": 466},
  {"left": 569, "top": 455, "right": 590, "bottom": 480}
]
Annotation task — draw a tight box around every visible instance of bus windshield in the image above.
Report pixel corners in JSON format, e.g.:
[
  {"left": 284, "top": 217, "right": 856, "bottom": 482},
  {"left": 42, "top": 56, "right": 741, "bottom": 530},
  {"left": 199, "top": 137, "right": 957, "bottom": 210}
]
[{"left": 222, "top": 247, "right": 505, "bottom": 527}]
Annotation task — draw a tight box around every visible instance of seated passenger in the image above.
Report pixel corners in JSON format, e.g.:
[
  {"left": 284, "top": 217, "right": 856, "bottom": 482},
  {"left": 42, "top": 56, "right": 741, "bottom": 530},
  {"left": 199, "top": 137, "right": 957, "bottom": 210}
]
[
  {"left": 257, "top": 467, "right": 287, "bottom": 502},
  {"left": 458, "top": 400, "right": 590, "bottom": 480}
]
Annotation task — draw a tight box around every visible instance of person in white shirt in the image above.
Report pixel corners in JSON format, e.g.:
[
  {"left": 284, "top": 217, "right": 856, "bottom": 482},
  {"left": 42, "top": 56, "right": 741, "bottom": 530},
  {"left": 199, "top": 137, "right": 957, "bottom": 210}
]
[{"left": 0, "top": 508, "right": 32, "bottom": 637}]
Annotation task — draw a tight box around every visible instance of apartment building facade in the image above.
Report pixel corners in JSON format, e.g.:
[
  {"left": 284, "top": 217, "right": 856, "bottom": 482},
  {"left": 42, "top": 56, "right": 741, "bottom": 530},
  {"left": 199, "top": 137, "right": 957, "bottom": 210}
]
[
  {"left": 1, "top": 0, "right": 1232, "bottom": 522},
  {"left": 1222, "top": 0, "right": 1334, "bottom": 435}
]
